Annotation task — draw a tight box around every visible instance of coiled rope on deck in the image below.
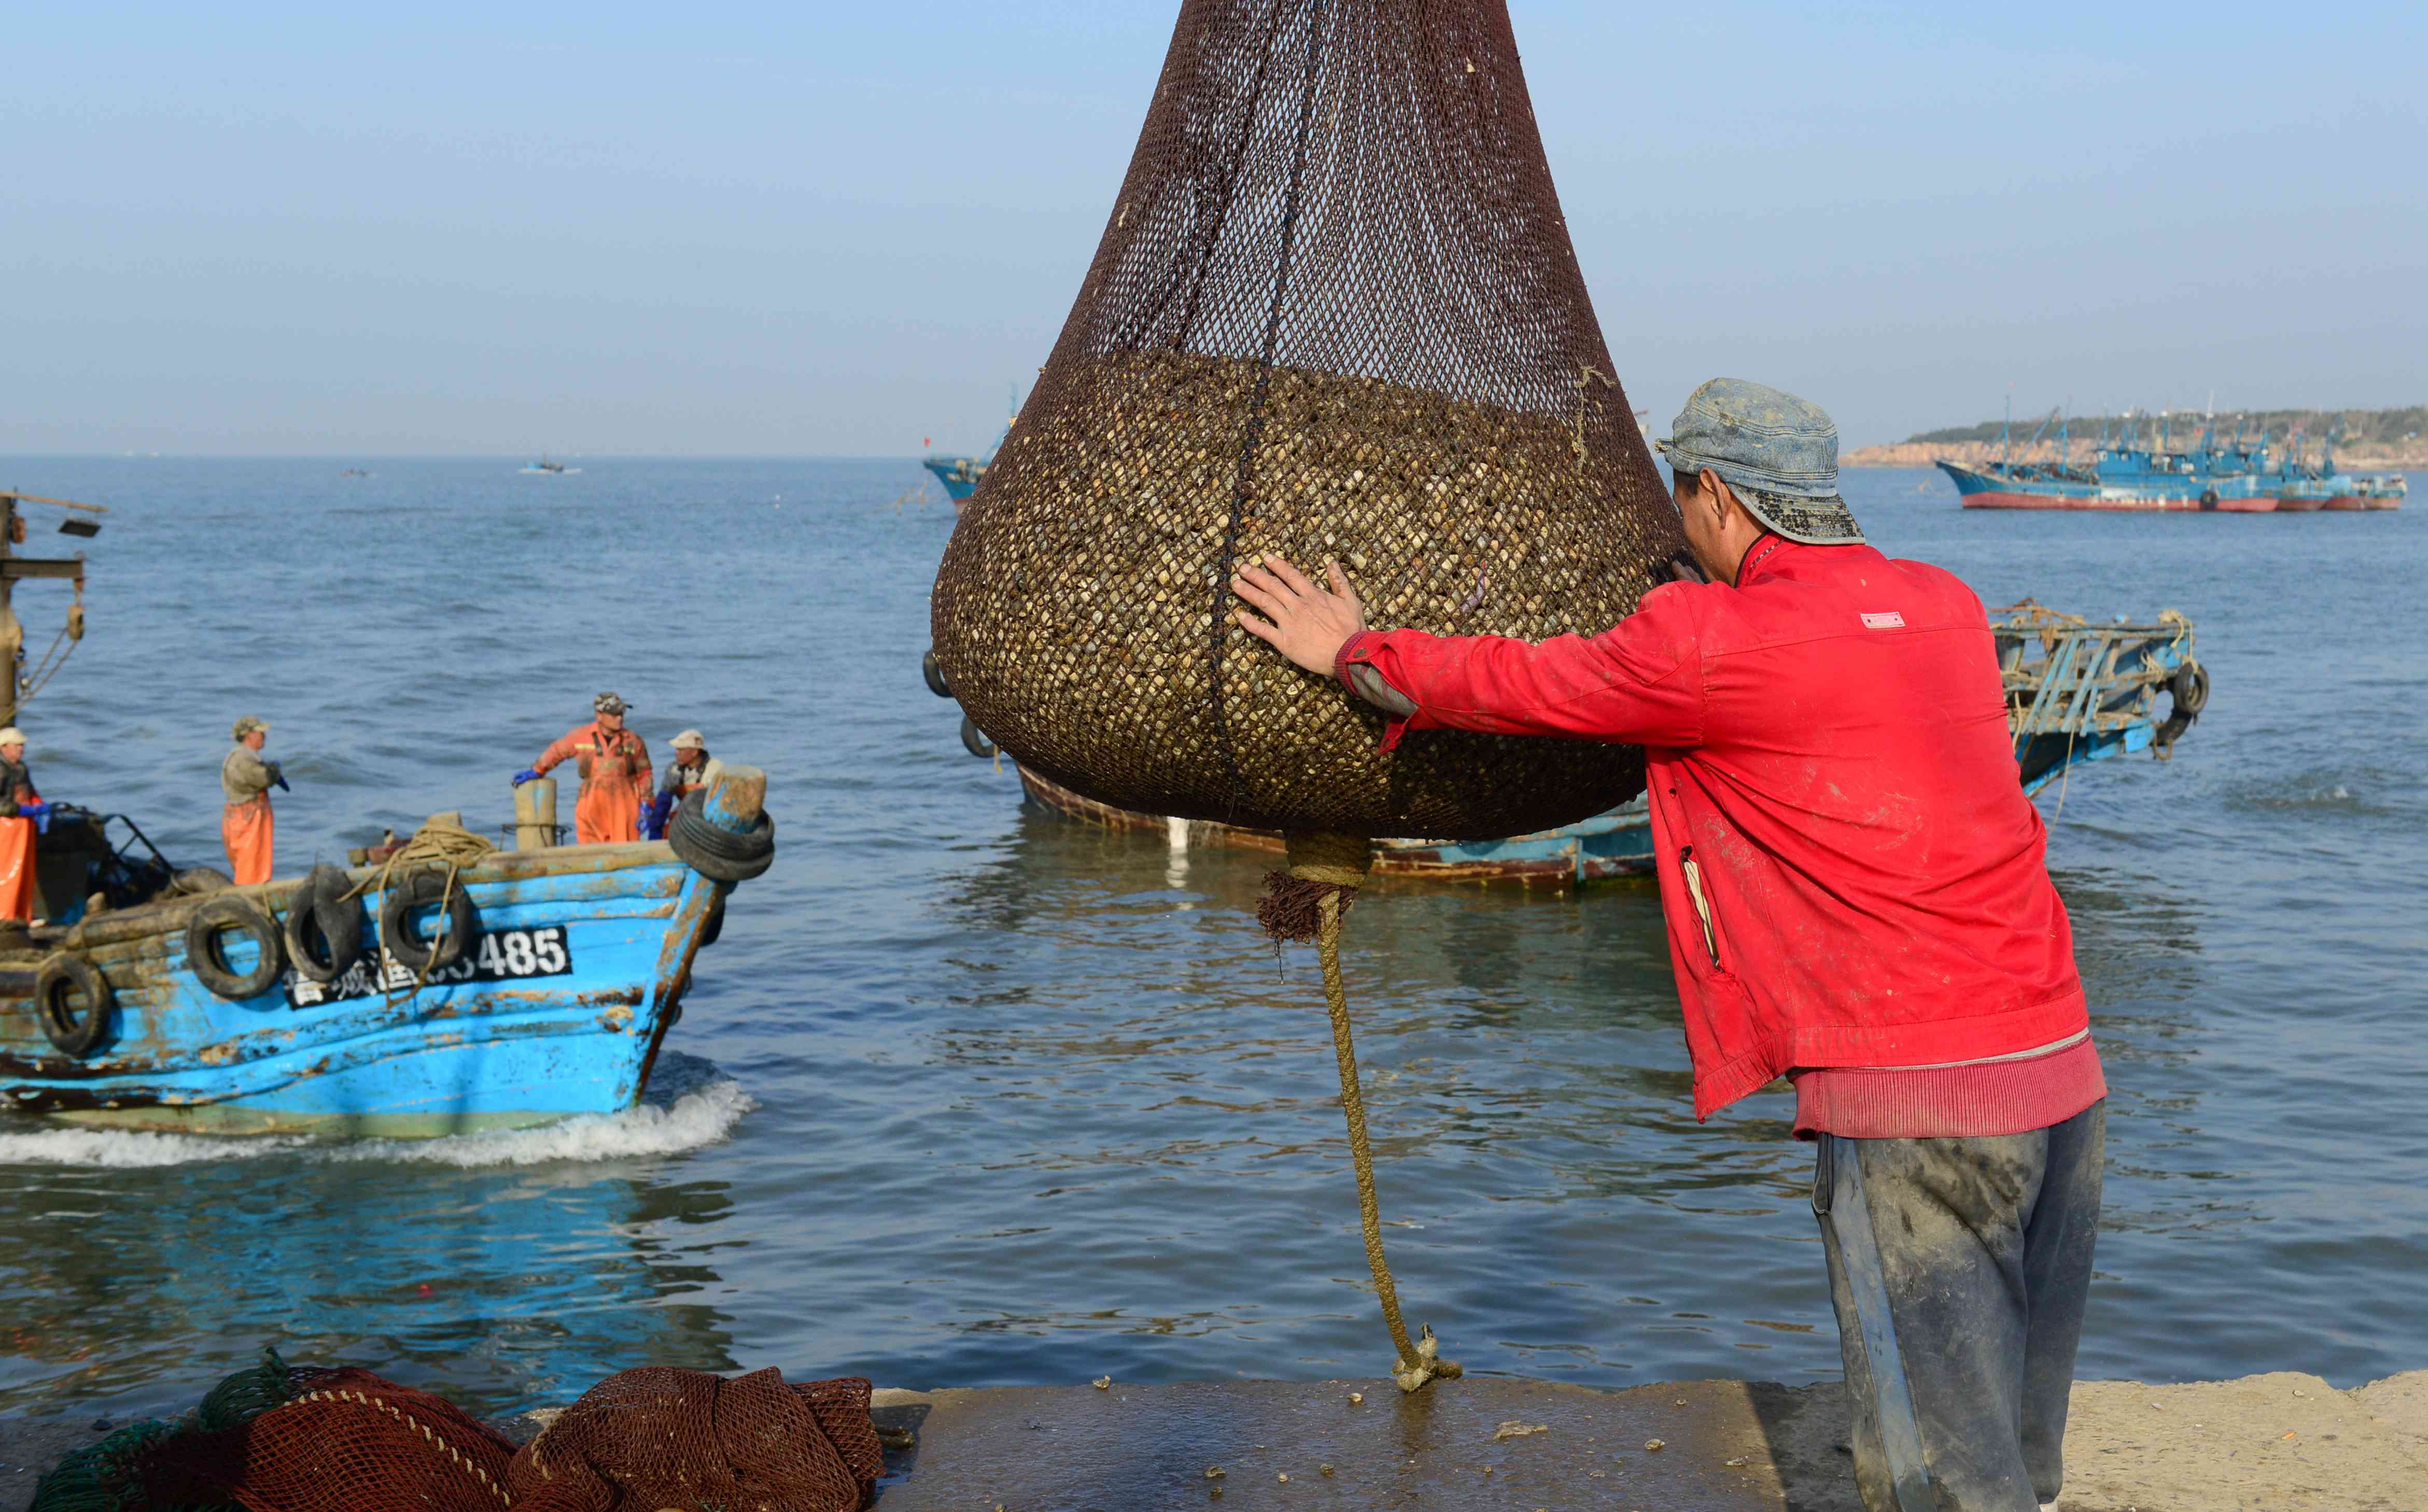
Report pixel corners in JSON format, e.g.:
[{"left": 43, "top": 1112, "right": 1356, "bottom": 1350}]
[
  {"left": 344, "top": 814, "right": 496, "bottom": 1002},
  {"left": 1261, "top": 830, "right": 1461, "bottom": 1394}
]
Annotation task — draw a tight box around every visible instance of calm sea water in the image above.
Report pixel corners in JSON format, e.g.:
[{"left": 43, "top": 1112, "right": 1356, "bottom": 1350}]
[{"left": 1, "top": 458, "right": 2420, "bottom": 1422}]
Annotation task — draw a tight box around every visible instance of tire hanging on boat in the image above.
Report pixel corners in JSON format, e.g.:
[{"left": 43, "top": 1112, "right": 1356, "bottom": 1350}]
[
  {"left": 284, "top": 863, "right": 364, "bottom": 984},
  {"left": 928, "top": 0, "right": 1682, "bottom": 1390},
  {"left": 185, "top": 894, "right": 287, "bottom": 1000},
  {"left": 35, "top": 951, "right": 112, "bottom": 1057},
  {"left": 379, "top": 869, "right": 476, "bottom": 973}
]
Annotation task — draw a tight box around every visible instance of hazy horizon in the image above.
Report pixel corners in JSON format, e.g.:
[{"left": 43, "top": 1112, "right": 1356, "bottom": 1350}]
[{"left": 7, "top": 2, "right": 2422, "bottom": 457}]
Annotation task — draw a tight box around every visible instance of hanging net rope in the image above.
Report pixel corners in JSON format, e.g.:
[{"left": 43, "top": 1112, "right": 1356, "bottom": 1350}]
[{"left": 932, "top": 0, "right": 1680, "bottom": 1390}]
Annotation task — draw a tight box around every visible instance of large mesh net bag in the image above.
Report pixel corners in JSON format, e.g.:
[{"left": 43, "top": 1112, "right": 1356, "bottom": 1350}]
[{"left": 931, "top": 0, "right": 1682, "bottom": 842}]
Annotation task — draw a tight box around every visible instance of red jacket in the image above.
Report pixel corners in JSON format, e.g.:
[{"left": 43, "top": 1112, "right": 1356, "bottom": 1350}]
[{"left": 1338, "top": 535, "right": 2087, "bottom": 1119}]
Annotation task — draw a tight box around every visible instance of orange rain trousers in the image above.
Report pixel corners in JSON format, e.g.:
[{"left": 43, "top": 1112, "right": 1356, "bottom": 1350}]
[
  {"left": 534, "top": 722, "right": 652, "bottom": 845},
  {"left": 0, "top": 817, "right": 34, "bottom": 922},
  {"left": 223, "top": 793, "right": 275, "bottom": 886}
]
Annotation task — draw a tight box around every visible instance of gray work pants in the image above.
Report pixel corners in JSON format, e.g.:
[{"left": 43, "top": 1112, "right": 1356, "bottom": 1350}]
[{"left": 1813, "top": 1102, "right": 2106, "bottom": 1512}]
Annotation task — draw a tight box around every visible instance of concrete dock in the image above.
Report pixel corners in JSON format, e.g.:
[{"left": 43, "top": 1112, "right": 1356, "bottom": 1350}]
[{"left": 7, "top": 1369, "right": 2422, "bottom": 1510}]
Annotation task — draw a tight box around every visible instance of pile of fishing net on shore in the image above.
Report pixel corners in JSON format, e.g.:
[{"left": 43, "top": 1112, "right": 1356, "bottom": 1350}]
[{"left": 32, "top": 1350, "right": 883, "bottom": 1512}]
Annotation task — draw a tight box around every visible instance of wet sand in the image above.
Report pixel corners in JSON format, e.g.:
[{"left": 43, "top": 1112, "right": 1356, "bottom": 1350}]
[{"left": 8, "top": 1368, "right": 2420, "bottom": 1510}]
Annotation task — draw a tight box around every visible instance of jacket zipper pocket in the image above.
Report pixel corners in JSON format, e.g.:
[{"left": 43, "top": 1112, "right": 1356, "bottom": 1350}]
[{"left": 1678, "top": 845, "right": 1720, "bottom": 969}]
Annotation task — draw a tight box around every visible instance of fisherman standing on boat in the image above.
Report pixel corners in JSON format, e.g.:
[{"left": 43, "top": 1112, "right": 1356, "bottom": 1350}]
[
  {"left": 0, "top": 727, "right": 49, "bottom": 922},
  {"left": 516, "top": 692, "right": 652, "bottom": 845},
  {"left": 1230, "top": 379, "right": 2104, "bottom": 1512},
  {"left": 641, "top": 729, "right": 722, "bottom": 840},
  {"left": 221, "top": 715, "right": 285, "bottom": 886}
]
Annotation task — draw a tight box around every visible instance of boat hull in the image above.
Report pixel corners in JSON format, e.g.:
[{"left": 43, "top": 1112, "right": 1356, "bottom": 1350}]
[
  {"left": 1015, "top": 766, "right": 1654, "bottom": 885},
  {"left": 2, "top": 842, "right": 729, "bottom": 1136}
]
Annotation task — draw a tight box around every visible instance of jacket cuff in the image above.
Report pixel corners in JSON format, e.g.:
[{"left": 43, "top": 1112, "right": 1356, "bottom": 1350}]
[
  {"left": 1332, "top": 629, "right": 1380, "bottom": 690},
  {"left": 1336, "top": 630, "right": 1417, "bottom": 753}
]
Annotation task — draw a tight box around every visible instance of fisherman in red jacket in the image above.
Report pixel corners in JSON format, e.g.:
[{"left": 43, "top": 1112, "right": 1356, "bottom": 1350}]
[{"left": 1230, "top": 378, "right": 2101, "bottom": 1512}]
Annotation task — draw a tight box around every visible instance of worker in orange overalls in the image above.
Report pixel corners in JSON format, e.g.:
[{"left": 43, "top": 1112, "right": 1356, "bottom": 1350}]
[
  {"left": 516, "top": 692, "right": 652, "bottom": 845},
  {"left": 221, "top": 715, "right": 285, "bottom": 885},
  {"left": 0, "top": 726, "right": 52, "bottom": 922}
]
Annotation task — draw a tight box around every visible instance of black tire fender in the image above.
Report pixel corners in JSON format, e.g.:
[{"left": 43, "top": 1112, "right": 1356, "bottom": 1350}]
[
  {"left": 185, "top": 894, "right": 287, "bottom": 1000},
  {"left": 2169, "top": 660, "right": 2210, "bottom": 716},
  {"left": 2199, "top": 487, "right": 2220, "bottom": 509},
  {"left": 285, "top": 863, "right": 364, "bottom": 984},
  {"left": 960, "top": 714, "right": 997, "bottom": 759},
  {"left": 35, "top": 952, "right": 112, "bottom": 1057},
  {"left": 379, "top": 869, "right": 476, "bottom": 972},
  {"left": 923, "top": 647, "right": 955, "bottom": 699},
  {"left": 667, "top": 789, "right": 775, "bottom": 883}
]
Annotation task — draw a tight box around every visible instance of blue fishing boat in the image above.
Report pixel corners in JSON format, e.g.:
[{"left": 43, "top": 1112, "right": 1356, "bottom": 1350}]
[
  {"left": 939, "top": 602, "right": 2206, "bottom": 884},
  {"left": 1, "top": 779, "right": 774, "bottom": 1136},
  {"left": 0, "top": 483, "right": 777, "bottom": 1137},
  {"left": 922, "top": 453, "right": 987, "bottom": 504},
  {"left": 1938, "top": 406, "right": 2391, "bottom": 514}
]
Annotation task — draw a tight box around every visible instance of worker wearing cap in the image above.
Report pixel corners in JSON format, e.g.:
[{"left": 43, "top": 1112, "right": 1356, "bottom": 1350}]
[
  {"left": 222, "top": 715, "right": 286, "bottom": 886},
  {"left": 642, "top": 730, "right": 724, "bottom": 839},
  {"left": 662, "top": 731, "right": 723, "bottom": 800},
  {"left": 516, "top": 693, "right": 652, "bottom": 845},
  {"left": 1231, "top": 379, "right": 2103, "bottom": 1512},
  {"left": 0, "top": 727, "right": 51, "bottom": 921}
]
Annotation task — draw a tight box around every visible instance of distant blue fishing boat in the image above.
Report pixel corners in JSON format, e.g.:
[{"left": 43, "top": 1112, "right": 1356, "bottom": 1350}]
[
  {"left": 943, "top": 603, "right": 2206, "bottom": 884},
  {"left": 1936, "top": 406, "right": 2393, "bottom": 513},
  {"left": 922, "top": 413, "right": 1019, "bottom": 506},
  {"left": 0, "top": 776, "right": 774, "bottom": 1137}
]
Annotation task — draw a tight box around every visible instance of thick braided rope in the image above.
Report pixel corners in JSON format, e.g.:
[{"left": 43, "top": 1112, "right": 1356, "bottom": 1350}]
[
  {"left": 287, "top": 1388, "right": 511, "bottom": 1507},
  {"left": 1296, "top": 837, "right": 1461, "bottom": 1393}
]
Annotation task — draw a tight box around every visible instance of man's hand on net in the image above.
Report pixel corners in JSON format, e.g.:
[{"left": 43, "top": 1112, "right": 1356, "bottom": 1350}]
[{"left": 1230, "top": 554, "right": 1367, "bottom": 676}]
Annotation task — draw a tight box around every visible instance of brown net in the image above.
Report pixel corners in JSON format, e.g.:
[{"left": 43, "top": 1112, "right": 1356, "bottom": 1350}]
[
  {"left": 509, "top": 1367, "right": 881, "bottom": 1512},
  {"left": 37, "top": 1354, "right": 880, "bottom": 1512},
  {"left": 932, "top": 0, "right": 1681, "bottom": 840}
]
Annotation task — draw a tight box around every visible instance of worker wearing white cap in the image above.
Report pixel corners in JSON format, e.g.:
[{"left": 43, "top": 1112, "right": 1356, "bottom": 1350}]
[
  {"left": 222, "top": 715, "right": 286, "bottom": 885},
  {"left": 0, "top": 727, "right": 49, "bottom": 922},
  {"left": 642, "top": 730, "right": 723, "bottom": 839}
]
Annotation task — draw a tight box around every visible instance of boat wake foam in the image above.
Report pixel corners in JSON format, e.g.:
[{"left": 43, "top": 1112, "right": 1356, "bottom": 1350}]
[{"left": 0, "top": 1076, "right": 755, "bottom": 1170}]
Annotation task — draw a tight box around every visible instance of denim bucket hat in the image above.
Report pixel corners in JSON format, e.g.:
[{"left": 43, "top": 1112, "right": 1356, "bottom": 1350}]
[{"left": 1655, "top": 378, "right": 1862, "bottom": 545}]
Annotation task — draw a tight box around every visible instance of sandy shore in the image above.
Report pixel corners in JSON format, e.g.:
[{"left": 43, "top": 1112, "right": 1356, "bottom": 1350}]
[{"left": 6, "top": 1367, "right": 2420, "bottom": 1510}]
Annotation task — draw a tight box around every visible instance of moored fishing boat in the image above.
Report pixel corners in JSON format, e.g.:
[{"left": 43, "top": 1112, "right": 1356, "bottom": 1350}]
[
  {"left": 2355, "top": 473, "right": 2407, "bottom": 508},
  {"left": 928, "top": 602, "right": 2206, "bottom": 884}
]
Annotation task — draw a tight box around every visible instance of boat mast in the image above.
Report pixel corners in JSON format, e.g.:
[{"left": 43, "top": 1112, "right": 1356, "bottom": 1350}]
[{"left": 0, "top": 491, "right": 101, "bottom": 730}]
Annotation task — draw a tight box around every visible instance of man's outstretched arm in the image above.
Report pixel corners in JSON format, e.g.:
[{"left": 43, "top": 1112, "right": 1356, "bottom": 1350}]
[{"left": 1230, "top": 554, "right": 1705, "bottom": 749}]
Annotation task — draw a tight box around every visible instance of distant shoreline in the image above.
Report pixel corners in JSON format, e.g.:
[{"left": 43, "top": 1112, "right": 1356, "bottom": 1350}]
[{"left": 1845, "top": 439, "right": 2426, "bottom": 469}]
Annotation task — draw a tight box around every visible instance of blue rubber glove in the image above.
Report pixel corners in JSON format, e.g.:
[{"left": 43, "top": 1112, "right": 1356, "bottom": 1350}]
[
  {"left": 512, "top": 767, "right": 542, "bottom": 787},
  {"left": 18, "top": 802, "right": 50, "bottom": 835},
  {"left": 268, "top": 762, "right": 291, "bottom": 793},
  {"left": 638, "top": 794, "right": 669, "bottom": 841}
]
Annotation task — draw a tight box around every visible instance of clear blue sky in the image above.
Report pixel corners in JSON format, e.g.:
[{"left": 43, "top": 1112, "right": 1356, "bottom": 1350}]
[{"left": 5, "top": 2, "right": 2422, "bottom": 454}]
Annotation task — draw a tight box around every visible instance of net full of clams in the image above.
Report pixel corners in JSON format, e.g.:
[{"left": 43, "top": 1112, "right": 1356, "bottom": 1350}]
[{"left": 931, "top": 0, "right": 1685, "bottom": 1391}]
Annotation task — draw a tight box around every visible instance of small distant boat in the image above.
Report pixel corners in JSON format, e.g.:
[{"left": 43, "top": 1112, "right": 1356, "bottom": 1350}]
[
  {"left": 922, "top": 408, "right": 1019, "bottom": 508},
  {"left": 339, "top": 468, "right": 371, "bottom": 478},
  {"left": 520, "top": 456, "right": 579, "bottom": 475},
  {"left": 927, "top": 603, "right": 2206, "bottom": 886},
  {"left": 921, "top": 454, "right": 985, "bottom": 504}
]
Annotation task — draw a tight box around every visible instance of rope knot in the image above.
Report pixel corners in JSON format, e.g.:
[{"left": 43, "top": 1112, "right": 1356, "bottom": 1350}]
[{"left": 1258, "top": 830, "right": 1374, "bottom": 943}]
